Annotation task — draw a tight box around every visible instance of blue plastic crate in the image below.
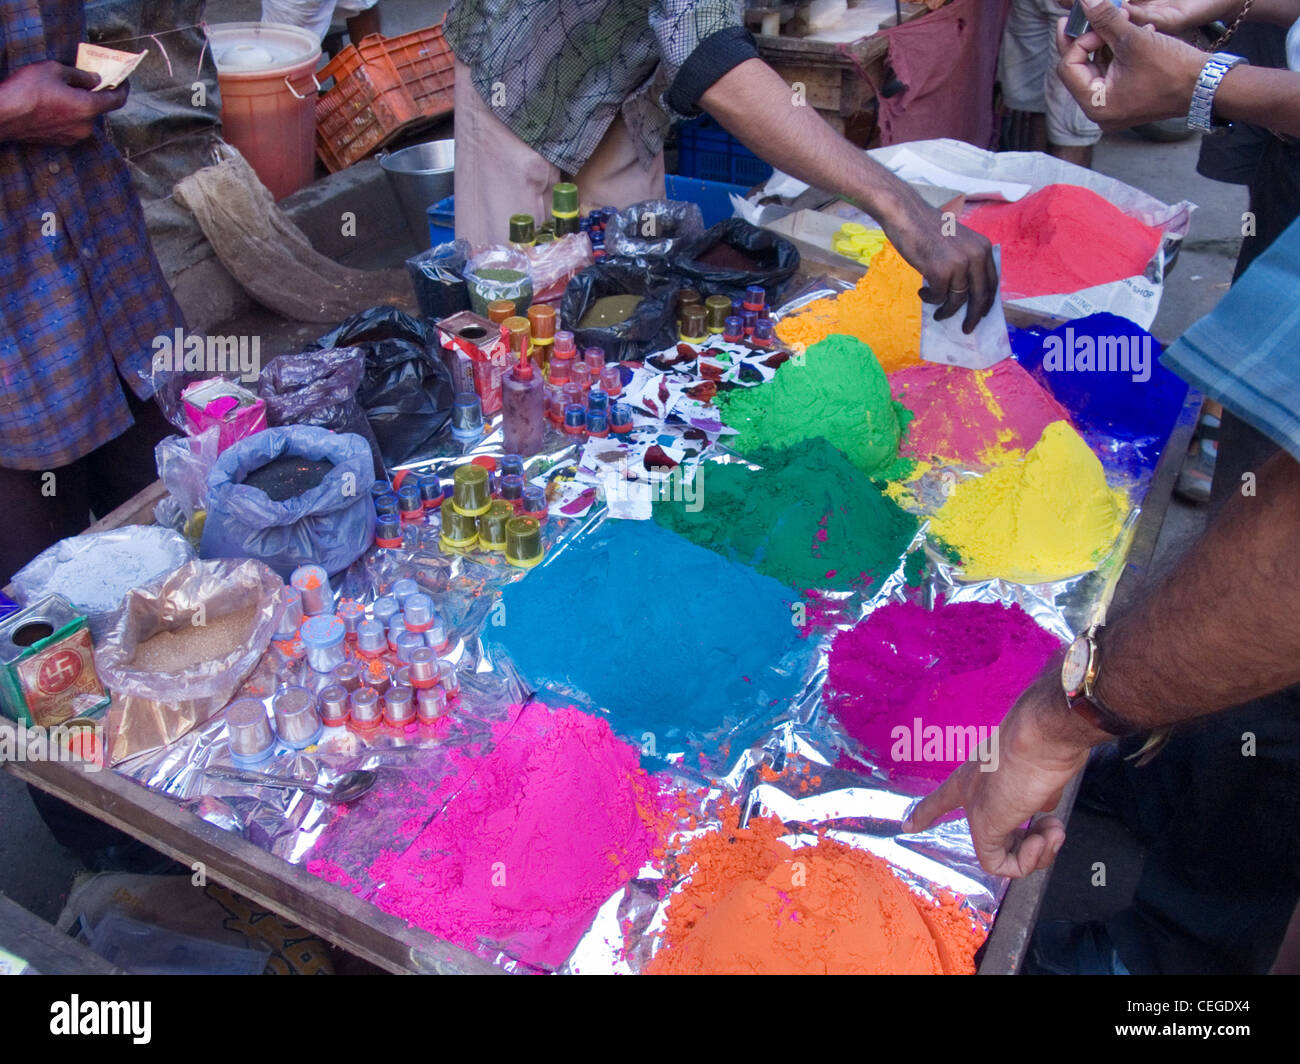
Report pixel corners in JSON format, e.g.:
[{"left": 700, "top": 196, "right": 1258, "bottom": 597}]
[
  {"left": 665, "top": 174, "right": 748, "bottom": 229},
  {"left": 674, "top": 115, "right": 773, "bottom": 187},
  {"left": 427, "top": 195, "right": 455, "bottom": 246}
]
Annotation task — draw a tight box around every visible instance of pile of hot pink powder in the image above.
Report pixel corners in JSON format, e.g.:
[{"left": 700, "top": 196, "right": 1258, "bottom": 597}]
[{"left": 309, "top": 702, "right": 676, "bottom": 970}]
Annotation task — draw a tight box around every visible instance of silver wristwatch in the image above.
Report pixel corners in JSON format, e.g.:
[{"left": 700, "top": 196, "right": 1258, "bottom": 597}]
[{"left": 1188, "top": 52, "right": 1248, "bottom": 134}]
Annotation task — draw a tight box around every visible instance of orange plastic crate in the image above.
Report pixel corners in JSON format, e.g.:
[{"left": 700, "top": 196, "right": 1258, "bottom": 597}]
[{"left": 315, "top": 24, "right": 455, "bottom": 172}]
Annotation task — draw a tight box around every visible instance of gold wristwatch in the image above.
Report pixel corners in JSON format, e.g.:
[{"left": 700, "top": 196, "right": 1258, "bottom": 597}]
[{"left": 1061, "top": 624, "right": 1136, "bottom": 736}]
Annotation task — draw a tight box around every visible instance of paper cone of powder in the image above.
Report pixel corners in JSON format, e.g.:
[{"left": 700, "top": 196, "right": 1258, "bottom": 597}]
[{"left": 75, "top": 43, "right": 147, "bottom": 90}]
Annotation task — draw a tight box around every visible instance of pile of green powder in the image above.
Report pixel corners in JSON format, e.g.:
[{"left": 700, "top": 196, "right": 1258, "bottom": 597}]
[
  {"left": 654, "top": 439, "right": 919, "bottom": 594},
  {"left": 717, "top": 334, "right": 913, "bottom": 480}
]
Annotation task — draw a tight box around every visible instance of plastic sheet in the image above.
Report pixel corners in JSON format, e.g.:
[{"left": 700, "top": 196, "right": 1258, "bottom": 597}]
[
  {"left": 201, "top": 426, "right": 376, "bottom": 579},
  {"left": 670, "top": 218, "right": 800, "bottom": 304},
  {"left": 406, "top": 239, "right": 471, "bottom": 321},
  {"left": 155, "top": 427, "right": 222, "bottom": 526},
  {"left": 257, "top": 346, "right": 385, "bottom": 477},
  {"left": 559, "top": 259, "right": 680, "bottom": 362},
  {"left": 307, "top": 306, "right": 456, "bottom": 468},
  {"left": 604, "top": 199, "right": 705, "bottom": 263},
  {"left": 96, "top": 559, "right": 280, "bottom": 767},
  {"left": 10, "top": 528, "right": 196, "bottom": 643}
]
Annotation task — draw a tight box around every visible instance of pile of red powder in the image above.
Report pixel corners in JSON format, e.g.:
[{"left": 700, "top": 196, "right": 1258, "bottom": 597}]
[
  {"left": 964, "top": 183, "right": 1164, "bottom": 299},
  {"left": 890, "top": 358, "right": 1072, "bottom": 467},
  {"left": 355, "top": 703, "right": 677, "bottom": 970},
  {"left": 825, "top": 599, "right": 1062, "bottom": 786},
  {"left": 647, "top": 803, "right": 984, "bottom": 974}
]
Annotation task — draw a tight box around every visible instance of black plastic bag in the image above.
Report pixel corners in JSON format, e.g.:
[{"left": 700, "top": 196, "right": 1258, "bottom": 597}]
[
  {"left": 406, "top": 239, "right": 471, "bottom": 321},
  {"left": 671, "top": 219, "right": 800, "bottom": 304},
  {"left": 559, "top": 259, "right": 681, "bottom": 362},
  {"left": 307, "top": 306, "right": 455, "bottom": 468},
  {"left": 604, "top": 199, "right": 705, "bottom": 263},
  {"left": 257, "top": 346, "right": 386, "bottom": 477}
]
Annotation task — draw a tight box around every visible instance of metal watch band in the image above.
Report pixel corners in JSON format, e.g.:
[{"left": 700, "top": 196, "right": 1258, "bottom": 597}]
[{"left": 1188, "top": 52, "right": 1248, "bottom": 133}]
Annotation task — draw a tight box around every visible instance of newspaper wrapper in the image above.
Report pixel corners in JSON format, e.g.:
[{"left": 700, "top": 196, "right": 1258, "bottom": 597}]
[
  {"left": 745, "top": 139, "right": 1193, "bottom": 330},
  {"left": 75, "top": 43, "right": 146, "bottom": 90}
]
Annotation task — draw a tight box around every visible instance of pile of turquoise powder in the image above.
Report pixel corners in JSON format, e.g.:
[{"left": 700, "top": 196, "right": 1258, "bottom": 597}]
[{"left": 493, "top": 519, "right": 811, "bottom": 759}]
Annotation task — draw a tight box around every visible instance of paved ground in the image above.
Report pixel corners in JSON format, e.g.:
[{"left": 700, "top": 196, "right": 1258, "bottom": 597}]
[{"left": 0, "top": 10, "right": 1248, "bottom": 947}]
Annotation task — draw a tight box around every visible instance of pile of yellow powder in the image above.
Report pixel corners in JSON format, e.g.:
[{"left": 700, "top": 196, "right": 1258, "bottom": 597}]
[
  {"left": 928, "top": 421, "right": 1128, "bottom": 584},
  {"left": 774, "top": 241, "right": 923, "bottom": 372}
]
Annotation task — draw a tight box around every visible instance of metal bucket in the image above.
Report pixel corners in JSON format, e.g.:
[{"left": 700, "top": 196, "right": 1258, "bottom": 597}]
[{"left": 380, "top": 139, "right": 455, "bottom": 247}]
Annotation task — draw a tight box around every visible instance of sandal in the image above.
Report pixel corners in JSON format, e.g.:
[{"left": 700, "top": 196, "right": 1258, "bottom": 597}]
[{"left": 1174, "top": 411, "right": 1219, "bottom": 505}]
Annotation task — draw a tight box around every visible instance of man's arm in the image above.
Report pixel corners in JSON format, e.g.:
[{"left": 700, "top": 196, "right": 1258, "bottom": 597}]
[
  {"left": 699, "top": 59, "right": 998, "bottom": 334},
  {"left": 907, "top": 449, "right": 1300, "bottom": 875},
  {"left": 1060, "top": 0, "right": 1300, "bottom": 135},
  {"left": 0, "top": 61, "right": 127, "bottom": 146}
]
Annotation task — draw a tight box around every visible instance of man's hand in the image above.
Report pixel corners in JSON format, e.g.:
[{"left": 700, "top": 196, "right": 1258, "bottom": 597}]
[
  {"left": 0, "top": 62, "right": 128, "bottom": 146},
  {"left": 1125, "top": 0, "right": 1241, "bottom": 36},
  {"left": 879, "top": 195, "right": 998, "bottom": 334},
  {"left": 903, "top": 663, "right": 1101, "bottom": 878},
  {"left": 1057, "top": 1, "right": 1208, "bottom": 129}
]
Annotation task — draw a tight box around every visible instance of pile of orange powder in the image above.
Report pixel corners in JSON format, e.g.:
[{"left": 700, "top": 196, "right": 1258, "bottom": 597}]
[
  {"left": 773, "top": 242, "right": 924, "bottom": 373},
  {"left": 647, "top": 805, "right": 984, "bottom": 975}
]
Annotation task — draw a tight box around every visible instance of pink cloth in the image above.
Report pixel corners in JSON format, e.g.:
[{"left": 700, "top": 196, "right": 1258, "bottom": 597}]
[{"left": 867, "top": 0, "right": 1010, "bottom": 149}]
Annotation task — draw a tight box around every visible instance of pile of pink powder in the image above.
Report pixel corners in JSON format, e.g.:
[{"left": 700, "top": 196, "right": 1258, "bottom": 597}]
[
  {"left": 312, "top": 702, "right": 675, "bottom": 970},
  {"left": 825, "top": 600, "right": 1062, "bottom": 787}
]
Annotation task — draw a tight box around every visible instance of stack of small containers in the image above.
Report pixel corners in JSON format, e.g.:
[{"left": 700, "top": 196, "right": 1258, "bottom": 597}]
[{"left": 440, "top": 458, "right": 546, "bottom": 568}]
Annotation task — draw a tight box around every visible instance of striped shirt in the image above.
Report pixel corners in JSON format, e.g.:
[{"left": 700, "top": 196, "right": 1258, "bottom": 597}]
[
  {"left": 445, "top": 0, "right": 751, "bottom": 174},
  {"left": 0, "top": 0, "right": 184, "bottom": 471}
]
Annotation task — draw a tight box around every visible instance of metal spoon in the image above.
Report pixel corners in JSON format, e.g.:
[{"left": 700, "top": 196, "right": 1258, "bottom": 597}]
[{"left": 204, "top": 766, "right": 377, "bottom": 804}]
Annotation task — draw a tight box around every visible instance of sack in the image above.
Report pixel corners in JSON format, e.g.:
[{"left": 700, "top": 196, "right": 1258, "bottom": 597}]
[
  {"left": 671, "top": 218, "right": 800, "bottom": 304},
  {"left": 201, "top": 426, "right": 376, "bottom": 578},
  {"left": 96, "top": 559, "right": 280, "bottom": 767},
  {"left": 559, "top": 259, "right": 680, "bottom": 362},
  {"left": 308, "top": 306, "right": 456, "bottom": 467}
]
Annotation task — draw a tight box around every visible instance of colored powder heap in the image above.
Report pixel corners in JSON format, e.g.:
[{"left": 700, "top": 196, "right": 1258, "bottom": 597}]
[
  {"left": 825, "top": 599, "right": 1062, "bottom": 783},
  {"left": 653, "top": 439, "right": 918, "bottom": 594},
  {"left": 718, "top": 334, "right": 914, "bottom": 480},
  {"left": 929, "top": 420, "right": 1127, "bottom": 583},
  {"left": 773, "top": 242, "right": 923, "bottom": 371},
  {"left": 647, "top": 804, "right": 984, "bottom": 974},
  {"left": 964, "top": 184, "right": 1164, "bottom": 299},
  {"left": 890, "top": 358, "right": 1072, "bottom": 468},
  {"left": 366, "top": 702, "right": 672, "bottom": 970},
  {"left": 1009, "top": 313, "right": 1187, "bottom": 448},
  {"left": 495, "top": 519, "right": 808, "bottom": 750}
]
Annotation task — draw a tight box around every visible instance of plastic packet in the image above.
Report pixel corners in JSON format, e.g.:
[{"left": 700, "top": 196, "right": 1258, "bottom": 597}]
[
  {"left": 463, "top": 246, "right": 533, "bottom": 317},
  {"left": 605, "top": 199, "right": 705, "bottom": 262},
  {"left": 406, "top": 238, "right": 472, "bottom": 320},
  {"left": 558, "top": 259, "right": 681, "bottom": 362},
  {"left": 10, "top": 528, "right": 196, "bottom": 644},
  {"left": 200, "top": 425, "right": 377, "bottom": 579},
  {"left": 95, "top": 558, "right": 281, "bottom": 767},
  {"left": 670, "top": 218, "right": 800, "bottom": 303},
  {"left": 522, "top": 233, "right": 594, "bottom": 304}
]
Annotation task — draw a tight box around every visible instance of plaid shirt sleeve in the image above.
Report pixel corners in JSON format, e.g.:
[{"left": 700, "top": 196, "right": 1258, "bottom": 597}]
[{"left": 0, "top": 1, "right": 184, "bottom": 472}]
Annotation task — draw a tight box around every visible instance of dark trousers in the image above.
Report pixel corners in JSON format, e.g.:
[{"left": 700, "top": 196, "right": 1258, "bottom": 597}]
[
  {"left": 0, "top": 382, "right": 173, "bottom": 587},
  {"left": 1095, "top": 136, "right": 1300, "bottom": 973}
]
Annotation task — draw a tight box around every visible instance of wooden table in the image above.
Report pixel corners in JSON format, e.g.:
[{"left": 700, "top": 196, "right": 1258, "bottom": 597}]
[{"left": 3, "top": 382, "right": 1201, "bottom": 974}]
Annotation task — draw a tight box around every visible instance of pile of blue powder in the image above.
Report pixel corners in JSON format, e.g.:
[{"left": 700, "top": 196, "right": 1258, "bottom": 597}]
[{"left": 491, "top": 519, "right": 811, "bottom": 763}]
